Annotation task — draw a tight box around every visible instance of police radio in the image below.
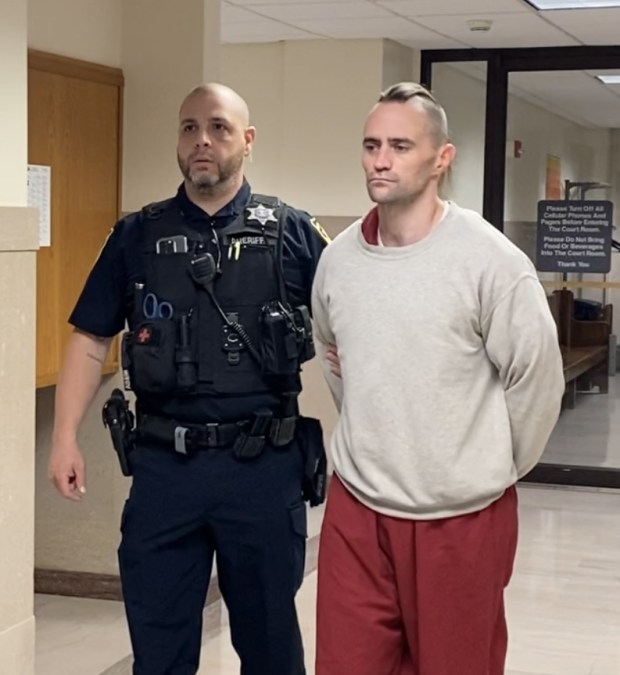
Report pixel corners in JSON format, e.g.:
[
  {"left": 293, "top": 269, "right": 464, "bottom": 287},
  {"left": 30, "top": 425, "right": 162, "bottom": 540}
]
[
  {"left": 260, "top": 302, "right": 315, "bottom": 376},
  {"left": 261, "top": 303, "right": 299, "bottom": 376}
]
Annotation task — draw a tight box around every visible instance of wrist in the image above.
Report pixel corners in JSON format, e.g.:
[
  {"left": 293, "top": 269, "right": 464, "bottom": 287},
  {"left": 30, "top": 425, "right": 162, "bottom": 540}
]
[{"left": 52, "top": 427, "right": 78, "bottom": 445}]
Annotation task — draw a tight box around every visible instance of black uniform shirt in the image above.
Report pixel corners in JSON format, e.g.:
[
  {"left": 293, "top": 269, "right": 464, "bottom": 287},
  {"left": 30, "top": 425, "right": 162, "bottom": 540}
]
[{"left": 70, "top": 181, "right": 329, "bottom": 422}]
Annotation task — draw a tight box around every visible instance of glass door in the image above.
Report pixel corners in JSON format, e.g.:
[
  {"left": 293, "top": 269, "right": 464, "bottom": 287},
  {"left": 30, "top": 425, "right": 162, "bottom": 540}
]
[
  {"left": 430, "top": 61, "right": 488, "bottom": 214},
  {"left": 503, "top": 68, "right": 620, "bottom": 487}
]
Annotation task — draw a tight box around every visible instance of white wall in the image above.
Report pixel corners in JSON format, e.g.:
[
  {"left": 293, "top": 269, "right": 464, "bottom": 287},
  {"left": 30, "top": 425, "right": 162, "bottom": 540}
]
[
  {"left": 505, "top": 100, "right": 611, "bottom": 222},
  {"left": 1, "top": 0, "right": 28, "bottom": 205},
  {"left": 431, "top": 64, "right": 487, "bottom": 214},
  {"left": 382, "top": 38, "right": 417, "bottom": 90},
  {"left": 0, "top": 1, "right": 36, "bottom": 672},
  {"left": 221, "top": 39, "right": 390, "bottom": 217},
  {"left": 28, "top": 0, "right": 123, "bottom": 67},
  {"left": 219, "top": 42, "right": 286, "bottom": 199},
  {"left": 121, "top": 0, "right": 220, "bottom": 211}
]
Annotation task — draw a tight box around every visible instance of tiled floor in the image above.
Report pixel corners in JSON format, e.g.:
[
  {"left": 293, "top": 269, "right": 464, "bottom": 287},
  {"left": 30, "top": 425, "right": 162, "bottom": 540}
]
[
  {"left": 543, "top": 375, "right": 620, "bottom": 470},
  {"left": 35, "top": 593, "right": 130, "bottom": 675},
  {"left": 503, "top": 486, "right": 620, "bottom": 675},
  {"left": 34, "top": 485, "right": 620, "bottom": 675}
]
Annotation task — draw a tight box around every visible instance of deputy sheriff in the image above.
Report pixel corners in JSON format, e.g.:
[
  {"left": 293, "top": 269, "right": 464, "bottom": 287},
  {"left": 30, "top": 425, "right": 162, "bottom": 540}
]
[{"left": 48, "top": 83, "right": 330, "bottom": 675}]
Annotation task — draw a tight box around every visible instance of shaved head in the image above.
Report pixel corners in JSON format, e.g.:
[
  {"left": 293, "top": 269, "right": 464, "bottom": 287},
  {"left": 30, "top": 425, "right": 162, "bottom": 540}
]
[
  {"left": 176, "top": 82, "right": 255, "bottom": 202},
  {"left": 377, "top": 82, "right": 449, "bottom": 148},
  {"left": 180, "top": 83, "right": 250, "bottom": 127}
]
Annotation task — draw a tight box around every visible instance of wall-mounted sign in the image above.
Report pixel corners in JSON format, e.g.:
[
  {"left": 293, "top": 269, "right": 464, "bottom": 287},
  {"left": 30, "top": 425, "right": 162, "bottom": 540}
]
[{"left": 536, "top": 200, "right": 613, "bottom": 274}]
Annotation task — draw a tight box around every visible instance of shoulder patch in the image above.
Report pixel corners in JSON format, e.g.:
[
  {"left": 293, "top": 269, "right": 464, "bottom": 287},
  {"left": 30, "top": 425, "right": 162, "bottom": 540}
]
[{"left": 310, "top": 217, "right": 331, "bottom": 245}]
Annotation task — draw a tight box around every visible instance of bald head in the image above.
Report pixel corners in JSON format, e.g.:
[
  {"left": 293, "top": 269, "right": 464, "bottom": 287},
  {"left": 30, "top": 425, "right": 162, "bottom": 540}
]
[
  {"left": 180, "top": 83, "right": 250, "bottom": 127},
  {"left": 176, "top": 82, "right": 255, "bottom": 201}
]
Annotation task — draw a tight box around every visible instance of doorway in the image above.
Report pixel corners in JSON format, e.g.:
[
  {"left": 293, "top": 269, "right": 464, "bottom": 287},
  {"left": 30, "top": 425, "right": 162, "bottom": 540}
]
[{"left": 421, "top": 46, "right": 620, "bottom": 489}]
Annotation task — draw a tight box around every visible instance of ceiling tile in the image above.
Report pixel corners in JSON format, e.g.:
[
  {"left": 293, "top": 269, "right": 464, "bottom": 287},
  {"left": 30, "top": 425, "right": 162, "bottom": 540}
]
[
  {"left": 252, "top": 2, "right": 393, "bottom": 21},
  {"left": 228, "top": 0, "right": 360, "bottom": 5},
  {"left": 222, "top": 16, "right": 318, "bottom": 42},
  {"left": 508, "top": 70, "right": 620, "bottom": 127},
  {"left": 510, "top": 70, "right": 593, "bottom": 94},
  {"left": 221, "top": 3, "right": 260, "bottom": 23},
  {"left": 395, "top": 35, "right": 472, "bottom": 48},
  {"left": 412, "top": 12, "right": 580, "bottom": 47},
  {"left": 291, "top": 15, "right": 463, "bottom": 41},
  {"left": 540, "top": 8, "right": 620, "bottom": 44},
  {"left": 377, "top": 0, "right": 532, "bottom": 16}
]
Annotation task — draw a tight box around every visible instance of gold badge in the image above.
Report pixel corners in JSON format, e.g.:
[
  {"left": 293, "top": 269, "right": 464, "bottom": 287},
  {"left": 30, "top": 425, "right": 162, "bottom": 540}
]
[{"left": 310, "top": 217, "right": 331, "bottom": 244}]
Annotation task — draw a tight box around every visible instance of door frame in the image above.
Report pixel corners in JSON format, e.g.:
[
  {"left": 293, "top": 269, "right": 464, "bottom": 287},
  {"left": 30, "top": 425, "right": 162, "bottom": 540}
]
[{"left": 419, "top": 45, "right": 620, "bottom": 489}]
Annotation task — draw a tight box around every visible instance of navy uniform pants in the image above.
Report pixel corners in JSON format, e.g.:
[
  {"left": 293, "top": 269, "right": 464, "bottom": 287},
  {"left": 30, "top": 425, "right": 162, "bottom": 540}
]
[{"left": 118, "top": 440, "right": 307, "bottom": 675}]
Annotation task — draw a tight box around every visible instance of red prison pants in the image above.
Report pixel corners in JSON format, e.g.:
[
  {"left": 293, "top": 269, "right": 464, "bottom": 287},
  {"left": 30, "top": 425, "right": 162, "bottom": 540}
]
[{"left": 316, "top": 476, "right": 518, "bottom": 675}]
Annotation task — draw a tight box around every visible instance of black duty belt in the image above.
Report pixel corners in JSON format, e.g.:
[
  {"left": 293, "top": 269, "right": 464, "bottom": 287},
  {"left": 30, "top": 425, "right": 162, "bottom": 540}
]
[{"left": 137, "top": 409, "right": 297, "bottom": 456}]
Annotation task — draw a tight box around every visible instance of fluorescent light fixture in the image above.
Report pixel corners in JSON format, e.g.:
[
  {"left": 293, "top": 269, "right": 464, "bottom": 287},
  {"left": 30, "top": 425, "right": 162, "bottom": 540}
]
[
  {"left": 596, "top": 74, "right": 620, "bottom": 84},
  {"left": 525, "top": 0, "right": 620, "bottom": 9}
]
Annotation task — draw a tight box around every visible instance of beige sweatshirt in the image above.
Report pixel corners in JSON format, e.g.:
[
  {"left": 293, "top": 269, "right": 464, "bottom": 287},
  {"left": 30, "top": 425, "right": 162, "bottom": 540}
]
[{"left": 311, "top": 202, "right": 565, "bottom": 520}]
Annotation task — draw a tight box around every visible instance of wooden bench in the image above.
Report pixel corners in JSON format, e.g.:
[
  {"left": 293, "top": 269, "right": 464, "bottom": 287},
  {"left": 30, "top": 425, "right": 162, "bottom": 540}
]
[{"left": 547, "top": 289, "right": 612, "bottom": 409}]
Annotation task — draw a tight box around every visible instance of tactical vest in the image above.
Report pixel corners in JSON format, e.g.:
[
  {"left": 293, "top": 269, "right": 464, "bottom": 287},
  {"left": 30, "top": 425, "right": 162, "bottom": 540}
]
[{"left": 120, "top": 194, "right": 314, "bottom": 408}]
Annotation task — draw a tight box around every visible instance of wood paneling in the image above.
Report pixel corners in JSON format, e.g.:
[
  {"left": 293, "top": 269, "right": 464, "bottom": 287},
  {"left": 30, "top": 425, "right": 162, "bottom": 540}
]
[
  {"left": 28, "top": 52, "right": 123, "bottom": 387},
  {"left": 28, "top": 50, "right": 124, "bottom": 87}
]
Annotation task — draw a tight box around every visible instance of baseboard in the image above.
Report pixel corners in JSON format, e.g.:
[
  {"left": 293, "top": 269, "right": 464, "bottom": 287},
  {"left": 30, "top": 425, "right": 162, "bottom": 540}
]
[
  {"left": 34, "top": 569, "right": 123, "bottom": 601},
  {"left": 521, "top": 463, "right": 620, "bottom": 489},
  {"left": 35, "top": 532, "right": 320, "bottom": 604},
  {"left": 34, "top": 568, "right": 222, "bottom": 606}
]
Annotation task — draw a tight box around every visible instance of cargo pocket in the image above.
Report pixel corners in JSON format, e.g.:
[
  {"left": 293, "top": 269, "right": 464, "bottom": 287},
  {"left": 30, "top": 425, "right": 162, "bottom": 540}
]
[{"left": 289, "top": 501, "right": 308, "bottom": 592}]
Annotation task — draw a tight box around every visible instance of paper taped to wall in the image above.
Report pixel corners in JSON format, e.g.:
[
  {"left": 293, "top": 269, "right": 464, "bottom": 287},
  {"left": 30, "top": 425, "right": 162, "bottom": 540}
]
[{"left": 27, "top": 164, "right": 51, "bottom": 247}]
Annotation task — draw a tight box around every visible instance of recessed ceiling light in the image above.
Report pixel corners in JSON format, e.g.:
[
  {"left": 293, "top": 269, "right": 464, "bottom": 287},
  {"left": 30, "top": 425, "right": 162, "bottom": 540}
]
[
  {"left": 525, "top": 0, "right": 620, "bottom": 9},
  {"left": 596, "top": 74, "right": 620, "bottom": 84}
]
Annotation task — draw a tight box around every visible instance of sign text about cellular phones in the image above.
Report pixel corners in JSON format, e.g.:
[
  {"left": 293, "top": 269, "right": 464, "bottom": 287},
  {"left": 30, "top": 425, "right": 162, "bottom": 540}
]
[{"left": 536, "top": 200, "right": 613, "bottom": 273}]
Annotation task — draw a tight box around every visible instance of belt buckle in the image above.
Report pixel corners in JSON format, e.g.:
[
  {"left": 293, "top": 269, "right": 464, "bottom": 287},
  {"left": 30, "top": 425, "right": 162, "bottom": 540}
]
[
  {"left": 174, "top": 426, "right": 189, "bottom": 455},
  {"left": 205, "top": 423, "right": 219, "bottom": 448}
]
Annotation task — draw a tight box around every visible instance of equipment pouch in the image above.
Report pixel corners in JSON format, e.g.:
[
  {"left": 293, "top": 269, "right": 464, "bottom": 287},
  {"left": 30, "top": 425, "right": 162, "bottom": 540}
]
[
  {"left": 296, "top": 416, "right": 327, "bottom": 507},
  {"left": 127, "top": 319, "right": 177, "bottom": 393}
]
